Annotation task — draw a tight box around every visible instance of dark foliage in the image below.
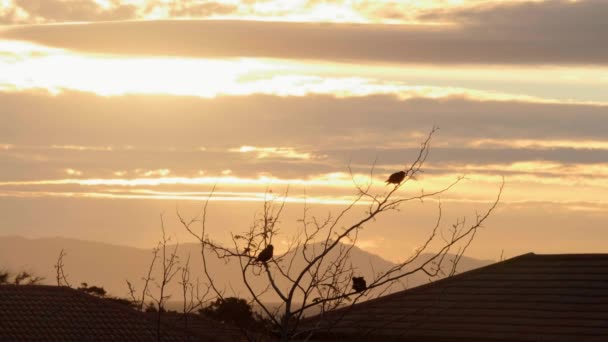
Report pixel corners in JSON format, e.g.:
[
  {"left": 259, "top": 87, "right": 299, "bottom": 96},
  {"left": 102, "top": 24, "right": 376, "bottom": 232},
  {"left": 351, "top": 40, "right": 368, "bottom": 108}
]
[
  {"left": 0, "top": 270, "right": 44, "bottom": 285},
  {"left": 78, "top": 283, "right": 107, "bottom": 297},
  {"left": 0, "top": 271, "right": 10, "bottom": 284},
  {"left": 200, "top": 297, "right": 255, "bottom": 327},
  {"left": 77, "top": 282, "right": 136, "bottom": 308},
  {"left": 145, "top": 301, "right": 167, "bottom": 313},
  {"left": 107, "top": 297, "right": 137, "bottom": 308}
]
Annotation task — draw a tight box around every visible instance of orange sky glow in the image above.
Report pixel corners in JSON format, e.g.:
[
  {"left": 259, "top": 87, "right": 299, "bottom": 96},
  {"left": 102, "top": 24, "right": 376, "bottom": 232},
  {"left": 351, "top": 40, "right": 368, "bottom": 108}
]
[{"left": 1, "top": 0, "right": 608, "bottom": 262}]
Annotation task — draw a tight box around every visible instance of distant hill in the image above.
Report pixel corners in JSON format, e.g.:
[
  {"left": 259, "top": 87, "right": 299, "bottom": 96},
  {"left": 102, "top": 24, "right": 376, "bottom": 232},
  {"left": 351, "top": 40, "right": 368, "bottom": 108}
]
[{"left": 0, "top": 236, "right": 493, "bottom": 304}]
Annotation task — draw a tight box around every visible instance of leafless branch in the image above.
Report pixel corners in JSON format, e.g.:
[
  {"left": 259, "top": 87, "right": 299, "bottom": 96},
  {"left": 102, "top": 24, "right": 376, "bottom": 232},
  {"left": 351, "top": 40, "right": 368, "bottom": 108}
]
[
  {"left": 54, "top": 249, "right": 71, "bottom": 287},
  {"left": 176, "top": 128, "right": 503, "bottom": 341}
]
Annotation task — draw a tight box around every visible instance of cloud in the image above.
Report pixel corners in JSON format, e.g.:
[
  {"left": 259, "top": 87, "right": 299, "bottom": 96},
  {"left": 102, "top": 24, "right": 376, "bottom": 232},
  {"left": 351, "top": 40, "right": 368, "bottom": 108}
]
[
  {"left": 2, "top": 90, "right": 607, "bottom": 148},
  {"left": 2, "top": 0, "right": 607, "bottom": 65},
  {"left": 168, "top": 1, "right": 238, "bottom": 17},
  {"left": 3, "top": 161, "right": 608, "bottom": 208},
  {"left": 0, "top": 0, "right": 551, "bottom": 25},
  {"left": 0, "top": 0, "right": 246, "bottom": 24},
  {"left": 139, "top": 169, "right": 170, "bottom": 177},
  {"left": 229, "top": 146, "right": 316, "bottom": 160},
  {"left": 418, "top": 0, "right": 608, "bottom": 29},
  {"left": 2, "top": 90, "right": 608, "bottom": 190},
  {"left": 64, "top": 168, "right": 82, "bottom": 176},
  {"left": 468, "top": 138, "right": 608, "bottom": 151},
  {"left": 50, "top": 144, "right": 114, "bottom": 151},
  {"left": 2, "top": 0, "right": 137, "bottom": 24},
  {"left": 0, "top": 0, "right": 484, "bottom": 24},
  {"left": 9, "top": 43, "right": 581, "bottom": 101}
]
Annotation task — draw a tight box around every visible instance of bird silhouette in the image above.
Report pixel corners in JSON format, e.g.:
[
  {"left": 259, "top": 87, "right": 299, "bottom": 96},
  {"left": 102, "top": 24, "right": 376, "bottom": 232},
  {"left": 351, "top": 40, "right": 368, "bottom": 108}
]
[
  {"left": 352, "top": 276, "right": 367, "bottom": 293},
  {"left": 255, "top": 244, "right": 274, "bottom": 263},
  {"left": 386, "top": 170, "right": 406, "bottom": 185}
]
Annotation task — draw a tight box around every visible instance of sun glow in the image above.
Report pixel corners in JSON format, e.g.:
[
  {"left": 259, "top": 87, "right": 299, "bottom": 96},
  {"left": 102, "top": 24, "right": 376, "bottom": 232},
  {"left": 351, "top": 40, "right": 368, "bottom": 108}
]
[
  {"left": 2, "top": 39, "right": 608, "bottom": 104},
  {"left": 0, "top": 0, "right": 540, "bottom": 24},
  {"left": 231, "top": 146, "right": 315, "bottom": 160},
  {"left": 0, "top": 174, "right": 375, "bottom": 188},
  {"left": 0, "top": 41, "right": 270, "bottom": 97},
  {"left": 2, "top": 168, "right": 608, "bottom": 208}
]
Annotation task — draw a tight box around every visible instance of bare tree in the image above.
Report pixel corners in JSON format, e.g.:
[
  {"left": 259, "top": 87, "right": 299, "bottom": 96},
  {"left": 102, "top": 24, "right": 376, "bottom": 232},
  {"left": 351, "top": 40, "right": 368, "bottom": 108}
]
[
  {"left": 125, "top": 215, "right": 182, "bottom": 341},
  {"left": 149, "top": 215, "right": 181, "bottom": 341},
  {"left": 54, "top": 249, "right": 71, "bottom": 287},
  {"left": 148, "top": 216, "right": 181, "bottom": 310},
  {"left": 178, "top": 254, "right": 212, "bottom": 330},
  {"left": 127, "top": 245, "right": 160, "bottom": 311},
  {"left": 178, "top": 129, "right": 503, "bottom": 341}
]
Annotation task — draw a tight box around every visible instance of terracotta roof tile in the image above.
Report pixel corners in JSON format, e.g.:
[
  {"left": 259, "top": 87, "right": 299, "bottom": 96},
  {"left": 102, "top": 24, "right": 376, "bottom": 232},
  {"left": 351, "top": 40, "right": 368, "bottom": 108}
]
[
  {"left": 0, "top": 285, "right": 233, "bottom": 341},
  {"left": 304, "top": 253, "right": 608, "bottom": 341}
]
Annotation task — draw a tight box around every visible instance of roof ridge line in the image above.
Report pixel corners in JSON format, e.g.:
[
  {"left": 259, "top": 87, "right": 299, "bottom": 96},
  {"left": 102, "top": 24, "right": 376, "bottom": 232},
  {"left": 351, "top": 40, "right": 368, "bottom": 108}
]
[
  {"left": 305, "top": 252, "right": 537, "bottom": 319},
  {"left": 376, "top": 253, "right": 535, "bottom": 302}
]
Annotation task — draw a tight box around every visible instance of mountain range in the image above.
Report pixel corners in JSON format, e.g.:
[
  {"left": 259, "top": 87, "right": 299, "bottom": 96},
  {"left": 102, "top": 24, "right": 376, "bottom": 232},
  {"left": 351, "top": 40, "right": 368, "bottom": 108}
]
[{"left": 0, "top": 235, "right": 493, "bottom": 306}]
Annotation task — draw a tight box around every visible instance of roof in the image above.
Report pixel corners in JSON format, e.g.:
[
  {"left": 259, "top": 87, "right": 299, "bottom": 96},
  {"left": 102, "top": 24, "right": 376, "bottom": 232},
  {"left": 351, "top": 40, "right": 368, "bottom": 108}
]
[
  {"left": 0, "top": 285, "right": 236, "bottom": 341},
  {"left": 303, "top": 253, "right": 608, "bottom": 341},
  {"left": 151, "top": 311, "right": 251, "bottom": 342}
]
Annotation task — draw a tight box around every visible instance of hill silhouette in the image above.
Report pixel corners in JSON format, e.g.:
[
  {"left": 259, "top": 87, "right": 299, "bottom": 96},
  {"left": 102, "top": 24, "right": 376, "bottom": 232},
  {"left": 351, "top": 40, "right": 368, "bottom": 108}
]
[{"left": 0, "top": 236, "right": 493, "bottom": 305}]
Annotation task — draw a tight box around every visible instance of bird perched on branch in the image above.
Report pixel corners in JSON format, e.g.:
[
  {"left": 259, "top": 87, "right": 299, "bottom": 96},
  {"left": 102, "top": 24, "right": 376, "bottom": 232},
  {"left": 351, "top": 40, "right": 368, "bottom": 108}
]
[
  {"left": 255, "top": 244, "right": 274, "bottom": 263},
  {"left": 386, "top": 170, "right": 406, "bottom": 185},
  {"left": 352, "top": 277, "right": 367, "bottom": 293}
]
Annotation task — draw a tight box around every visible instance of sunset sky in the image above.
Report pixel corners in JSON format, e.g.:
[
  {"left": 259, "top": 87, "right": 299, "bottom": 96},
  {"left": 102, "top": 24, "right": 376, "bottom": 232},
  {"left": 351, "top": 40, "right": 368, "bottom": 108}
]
[{"left": 1, "top": 0, "right": 608, "bottom": 262}]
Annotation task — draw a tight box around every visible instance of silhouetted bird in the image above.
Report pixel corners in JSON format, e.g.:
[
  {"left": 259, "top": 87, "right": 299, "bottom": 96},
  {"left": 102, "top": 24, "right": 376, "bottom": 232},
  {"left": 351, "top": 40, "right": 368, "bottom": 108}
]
[
  {"left": 352, "top": 276, "right": 367, "bottom": 293},
  {"left": 255, "top": 244, "right": 274, "bottom": 263},
  {"left": 386, "top": 170, "right": 406, "bottom": 185}
]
